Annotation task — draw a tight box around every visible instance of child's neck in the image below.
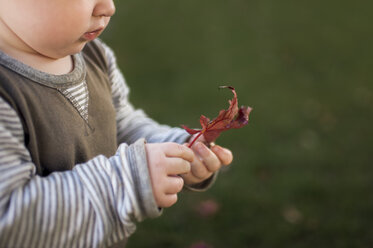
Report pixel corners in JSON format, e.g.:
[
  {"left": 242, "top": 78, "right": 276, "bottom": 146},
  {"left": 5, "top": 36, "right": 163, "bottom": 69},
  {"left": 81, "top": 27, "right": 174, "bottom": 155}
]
[
  {"left": 0, "top": 46, "right": 74, "bottom": 75},
  {"left": 11, "top": 51, "right": 74, "bottom": 75}
]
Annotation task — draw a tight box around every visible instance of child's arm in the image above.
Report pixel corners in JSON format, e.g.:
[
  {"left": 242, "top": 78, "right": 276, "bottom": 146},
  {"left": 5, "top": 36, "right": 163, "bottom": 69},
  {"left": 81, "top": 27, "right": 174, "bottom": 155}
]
[
  {"left": 101, "top": 41, "right": 190, "bottom": 146},
  {"left": 0, "top": 96, "right": 189, "bottom": 247},
  {"left": 100, "top": 40, "right": 233, "bottom": 190}
]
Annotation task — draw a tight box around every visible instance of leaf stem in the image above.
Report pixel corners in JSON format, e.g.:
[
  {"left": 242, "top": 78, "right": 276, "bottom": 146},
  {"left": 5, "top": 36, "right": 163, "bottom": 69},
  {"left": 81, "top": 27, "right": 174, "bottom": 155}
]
[{"left": 188, "top": 130, "right": 205, "bottom": 148}]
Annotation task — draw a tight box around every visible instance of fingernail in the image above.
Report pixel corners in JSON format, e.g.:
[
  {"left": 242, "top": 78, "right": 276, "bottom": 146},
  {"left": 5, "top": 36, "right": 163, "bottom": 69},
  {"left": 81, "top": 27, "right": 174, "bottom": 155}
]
[{"left": 211, "top": 145, "right": 221, "bottom": 152}]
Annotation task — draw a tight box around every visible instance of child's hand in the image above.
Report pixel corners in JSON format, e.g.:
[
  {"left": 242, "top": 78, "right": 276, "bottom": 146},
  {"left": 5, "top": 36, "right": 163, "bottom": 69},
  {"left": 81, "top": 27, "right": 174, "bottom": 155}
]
[
  {"left": 145, "top": 143, "right": 194, "bottom": 208},
  {"left": 181, "top": 141, "right": 233, "bottom": 186}
]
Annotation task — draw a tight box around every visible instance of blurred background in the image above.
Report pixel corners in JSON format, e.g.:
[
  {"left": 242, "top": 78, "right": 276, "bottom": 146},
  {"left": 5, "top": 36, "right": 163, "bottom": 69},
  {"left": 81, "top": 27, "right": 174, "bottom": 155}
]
[{"left": 102, "top": 0, "right": 373, "bottom": 247}]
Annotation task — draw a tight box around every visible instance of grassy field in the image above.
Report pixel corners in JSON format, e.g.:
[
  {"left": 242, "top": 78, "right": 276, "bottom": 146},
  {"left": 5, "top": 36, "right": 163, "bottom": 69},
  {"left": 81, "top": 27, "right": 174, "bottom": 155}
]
[{"left": 102, "top": 1, "right": 373, "bottom": 247}]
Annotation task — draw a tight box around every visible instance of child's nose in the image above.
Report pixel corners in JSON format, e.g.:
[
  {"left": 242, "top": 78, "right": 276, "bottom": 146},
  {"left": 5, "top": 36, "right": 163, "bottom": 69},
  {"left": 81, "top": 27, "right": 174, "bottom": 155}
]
[{"left": 93, "top": 0, "right": 116, "bottom": 17}]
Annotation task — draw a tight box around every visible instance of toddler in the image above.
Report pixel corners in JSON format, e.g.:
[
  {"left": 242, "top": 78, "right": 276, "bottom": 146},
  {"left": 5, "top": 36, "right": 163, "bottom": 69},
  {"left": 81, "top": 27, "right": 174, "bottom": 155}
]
[{"left": 0, "top": 0, "right": 233, "bottom": 247}]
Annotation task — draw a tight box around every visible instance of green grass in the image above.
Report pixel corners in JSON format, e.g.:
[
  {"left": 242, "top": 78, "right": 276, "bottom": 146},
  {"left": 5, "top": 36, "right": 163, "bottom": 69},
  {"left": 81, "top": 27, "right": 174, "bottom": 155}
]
[{"left": 102, "top": 1, "right": 373, "bottom": 247}]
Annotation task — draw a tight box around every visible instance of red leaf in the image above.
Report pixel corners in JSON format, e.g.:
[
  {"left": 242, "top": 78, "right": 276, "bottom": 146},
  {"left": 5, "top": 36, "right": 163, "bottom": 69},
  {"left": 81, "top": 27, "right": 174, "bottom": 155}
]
[{"left": 182, "top": 86, "right": 252, "bottom": 147}]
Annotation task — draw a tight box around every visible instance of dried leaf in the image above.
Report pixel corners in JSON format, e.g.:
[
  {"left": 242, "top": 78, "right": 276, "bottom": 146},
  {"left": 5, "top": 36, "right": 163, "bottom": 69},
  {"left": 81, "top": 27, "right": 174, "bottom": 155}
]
[{"left": 182, "top": 86, "right": 252, "bottom": 147}]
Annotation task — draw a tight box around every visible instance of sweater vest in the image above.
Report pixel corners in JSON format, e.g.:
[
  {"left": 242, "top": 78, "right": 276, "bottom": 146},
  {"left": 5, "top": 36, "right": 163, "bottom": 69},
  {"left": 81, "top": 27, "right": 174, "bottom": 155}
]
[{"left": 0, "top": 41, "right": 118, "bottom": 176}]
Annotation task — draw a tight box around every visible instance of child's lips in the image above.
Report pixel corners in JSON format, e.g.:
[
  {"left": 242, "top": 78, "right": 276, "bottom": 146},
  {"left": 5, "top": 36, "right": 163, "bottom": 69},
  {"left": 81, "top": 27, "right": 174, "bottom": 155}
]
[{"left": 83, "top": 28, "right": 104, "bottom": 41}]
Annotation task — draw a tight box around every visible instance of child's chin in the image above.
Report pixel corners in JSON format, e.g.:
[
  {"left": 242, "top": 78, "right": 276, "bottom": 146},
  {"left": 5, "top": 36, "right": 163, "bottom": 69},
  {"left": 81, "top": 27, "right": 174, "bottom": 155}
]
[{"left": 63, "top": 43, "right": 88, "bottom": 56}]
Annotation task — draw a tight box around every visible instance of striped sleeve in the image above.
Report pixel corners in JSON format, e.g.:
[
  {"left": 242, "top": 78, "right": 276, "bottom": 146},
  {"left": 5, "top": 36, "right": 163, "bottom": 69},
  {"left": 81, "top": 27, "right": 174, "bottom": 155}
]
[
  {"left": 99, "top": 41, "right": 190, "bottom": 145},
  {"left": 0, "top": 97, "right": 160, "bottom": 248},
  {"left": 99, "top": 40, "right": 219, "bottom": 192}
]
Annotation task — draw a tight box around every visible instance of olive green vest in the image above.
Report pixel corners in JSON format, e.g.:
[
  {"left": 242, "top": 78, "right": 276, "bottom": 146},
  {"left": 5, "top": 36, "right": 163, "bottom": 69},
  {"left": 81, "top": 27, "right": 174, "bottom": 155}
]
[{"left": 0, "top": 41, "right": 117, "bottom": 176}]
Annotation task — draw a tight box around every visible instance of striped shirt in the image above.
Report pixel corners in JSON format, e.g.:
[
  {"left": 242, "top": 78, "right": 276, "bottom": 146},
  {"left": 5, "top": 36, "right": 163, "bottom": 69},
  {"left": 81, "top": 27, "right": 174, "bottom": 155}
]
[{"left": 0, "top": 39, "right": 190, "bottom": 247}]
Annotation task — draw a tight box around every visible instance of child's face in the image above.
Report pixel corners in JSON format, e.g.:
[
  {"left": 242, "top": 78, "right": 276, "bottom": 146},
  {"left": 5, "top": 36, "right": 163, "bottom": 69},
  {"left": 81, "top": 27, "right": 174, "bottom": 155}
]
[{"left": 0, "top": 0, "right": 115, "bottom": 58}]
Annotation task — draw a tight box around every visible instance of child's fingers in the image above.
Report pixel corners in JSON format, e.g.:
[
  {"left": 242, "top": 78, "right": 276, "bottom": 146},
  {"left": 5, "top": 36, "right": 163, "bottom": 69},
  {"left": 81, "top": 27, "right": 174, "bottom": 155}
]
[
  {"left": 164, "top": 143, "right": 194, "bottom": 162},
  {"left": 194, "top": 142, "right": 220, "bottom": 172},
  {"left": 189, "top": 156, "right": 211, "bottom": 179},
  {"left": 158, "top": 194, "right": 178, "bottom": 208},
  {"left": 165, "top": 158, "right": 191, "bottom": 175},
  {"left": 211, "top": 145, "right": 233, "bottom": 166},
  {"left": 164, "top": 176, "right": 184, "bottom": 194}
]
